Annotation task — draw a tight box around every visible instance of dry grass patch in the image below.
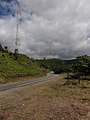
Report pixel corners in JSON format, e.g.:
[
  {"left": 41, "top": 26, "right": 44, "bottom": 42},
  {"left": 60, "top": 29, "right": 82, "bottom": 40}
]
[{"left": 0, "top": 74, "right": 90, "bottom": 120}]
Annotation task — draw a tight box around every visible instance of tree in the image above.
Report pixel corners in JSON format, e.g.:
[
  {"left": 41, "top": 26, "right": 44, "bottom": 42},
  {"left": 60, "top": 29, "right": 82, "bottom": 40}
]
[
  {"left": 0, "top": 44, "right": 4, "bottom": 51},
  {"left": 14, "top": 49, "right": 18, "bottom": 60},
  {"left": 72, "top": 55, "right": 90, "bottom": 83},
  {"left": 4, "top": 46, "right": 8, "bottom": 52}
]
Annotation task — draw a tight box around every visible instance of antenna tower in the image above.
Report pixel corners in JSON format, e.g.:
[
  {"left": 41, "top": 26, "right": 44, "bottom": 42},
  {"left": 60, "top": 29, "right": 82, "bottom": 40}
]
[{"left": 15, "top": 10, "right": 20, "bottom": 53}]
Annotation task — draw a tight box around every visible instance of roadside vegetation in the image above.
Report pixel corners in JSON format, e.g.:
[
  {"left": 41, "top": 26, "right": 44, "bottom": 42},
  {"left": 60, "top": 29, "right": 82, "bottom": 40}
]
[
  {"left": 1, "top": 42, "right": 90, "bottom": 85},
  {"left": 37, "top": 55, "right": 90, "bottom": 84},
  {"left": 0, "top": 44, "right": 47, "bottom": 84}
]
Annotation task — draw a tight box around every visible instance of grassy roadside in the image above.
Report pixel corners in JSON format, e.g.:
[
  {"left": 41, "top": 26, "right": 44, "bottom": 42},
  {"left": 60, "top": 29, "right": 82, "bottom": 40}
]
[
  {"left": 0, "top": 74, "right": 90, "bottom": 120},
  {"left": 44, "top": 74, "right": 90, "bottom": 101},
  {"left": 0, "top": 73, "right": 47, "bottom": 85},
  {"left": 0, "top": 51, "right": 48, "bottom": 84}
]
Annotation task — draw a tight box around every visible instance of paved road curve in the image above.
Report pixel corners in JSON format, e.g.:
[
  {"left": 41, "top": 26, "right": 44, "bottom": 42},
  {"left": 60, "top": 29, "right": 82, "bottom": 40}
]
[{"left": 0, "top": 72, "right": 58, "bottom": 92}]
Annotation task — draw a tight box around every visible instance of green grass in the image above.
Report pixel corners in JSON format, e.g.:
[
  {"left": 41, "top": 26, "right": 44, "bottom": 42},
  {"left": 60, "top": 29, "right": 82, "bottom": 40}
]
[{"left": 0, "top": 51, "right": 47, "bottom": 84}]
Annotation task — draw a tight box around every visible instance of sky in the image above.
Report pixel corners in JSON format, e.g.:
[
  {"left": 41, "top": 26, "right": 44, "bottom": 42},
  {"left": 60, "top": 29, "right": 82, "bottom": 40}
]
[{"left": 0, "top": 0, "right": 90, "bottom": 59}]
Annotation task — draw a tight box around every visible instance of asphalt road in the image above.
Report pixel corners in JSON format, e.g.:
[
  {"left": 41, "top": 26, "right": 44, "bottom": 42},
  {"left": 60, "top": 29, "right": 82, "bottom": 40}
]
[{"left": 0, "top": 72, "right": 58, "bottom": 92}]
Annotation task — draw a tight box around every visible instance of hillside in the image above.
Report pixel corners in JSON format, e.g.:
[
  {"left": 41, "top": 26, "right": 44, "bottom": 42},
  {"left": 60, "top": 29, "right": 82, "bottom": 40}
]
[
  {"left": 36, "top": 59, "right": 65, "bottom": 71},
  {"left": 0, "top": 51, "right": 46, "bottom": 84}
]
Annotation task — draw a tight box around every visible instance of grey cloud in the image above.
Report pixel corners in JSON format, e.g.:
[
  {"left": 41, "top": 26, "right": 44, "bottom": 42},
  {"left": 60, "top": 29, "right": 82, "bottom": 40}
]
[{"left": 0, "top": 0, "right": 90, "bottom": 59}]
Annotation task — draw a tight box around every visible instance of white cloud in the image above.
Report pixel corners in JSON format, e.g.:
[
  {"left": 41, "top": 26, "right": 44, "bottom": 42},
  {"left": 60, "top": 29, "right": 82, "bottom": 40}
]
[{"left": 0, "top": 0, "right": 90, "bottom": 59}]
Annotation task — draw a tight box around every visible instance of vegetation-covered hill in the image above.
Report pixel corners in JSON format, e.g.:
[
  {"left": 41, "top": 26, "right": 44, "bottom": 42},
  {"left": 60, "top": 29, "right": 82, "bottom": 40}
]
[
  {"left": 36, "top": 56, "right": 90, "bottom": 82},
  {"left": 0, "top": 51, "right": 46, "bottom": 83},
  {"left": 36, "top": 59, "right": 65, "bottom": 71}
]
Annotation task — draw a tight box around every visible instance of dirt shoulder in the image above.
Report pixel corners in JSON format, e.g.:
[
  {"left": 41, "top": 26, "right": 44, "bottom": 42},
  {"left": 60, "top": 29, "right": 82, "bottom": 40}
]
[{"left": 0, "top": 74, "right": 90, "bottom": 120}]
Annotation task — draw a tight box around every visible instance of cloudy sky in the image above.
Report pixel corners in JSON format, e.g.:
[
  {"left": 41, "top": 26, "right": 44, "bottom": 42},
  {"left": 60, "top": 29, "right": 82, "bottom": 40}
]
[{"left": 0, "top": 0, "right": 90, "bottom": 59}]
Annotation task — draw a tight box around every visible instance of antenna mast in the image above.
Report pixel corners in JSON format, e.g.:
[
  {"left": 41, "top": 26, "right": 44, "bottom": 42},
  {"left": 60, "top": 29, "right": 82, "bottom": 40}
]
[{"left": 15, "top": 10, "right": 20, "bottom": 53}]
